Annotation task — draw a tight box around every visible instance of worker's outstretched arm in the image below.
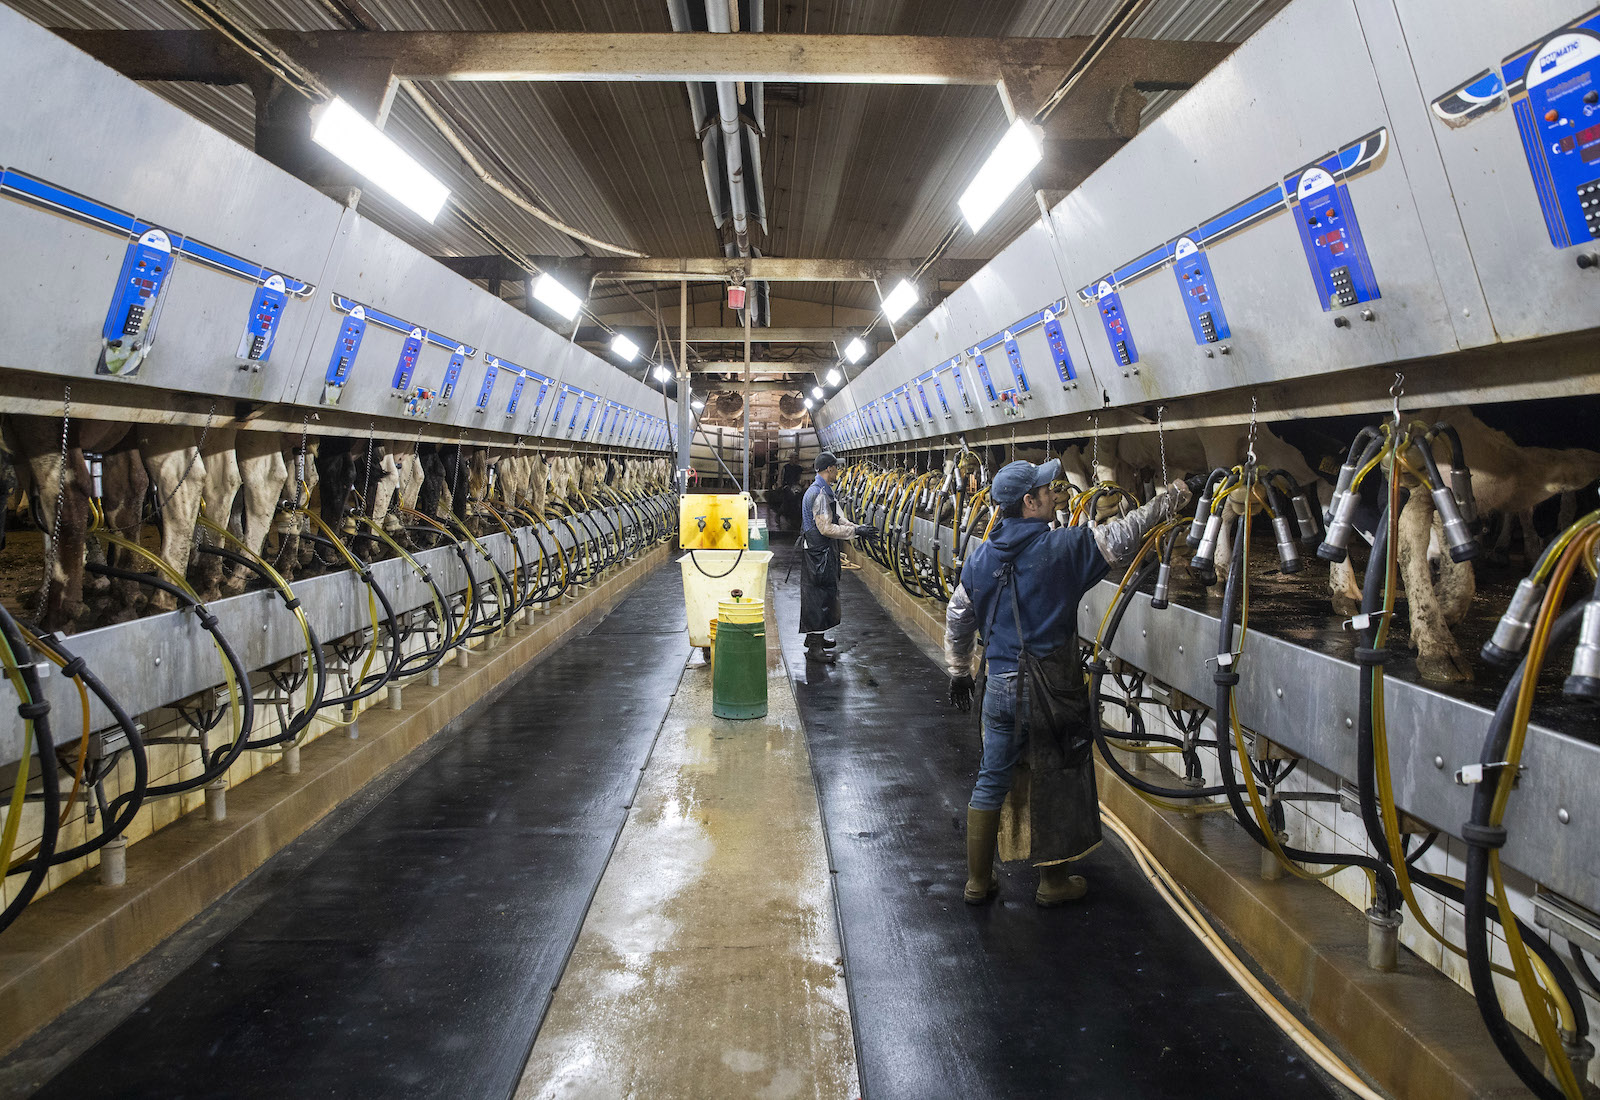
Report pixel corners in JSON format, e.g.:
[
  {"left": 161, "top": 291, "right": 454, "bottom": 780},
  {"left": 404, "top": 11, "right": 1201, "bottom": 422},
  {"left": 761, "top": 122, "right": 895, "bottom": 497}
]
[
  {"left": 811, "top": 493, "right": 858, "bottom": 540},
  {"left": 945, "top": 583, "right": 979, "bottom": 711},
  {"left": 1090, "top": 480, "right": 1192, "bottom": 565}
]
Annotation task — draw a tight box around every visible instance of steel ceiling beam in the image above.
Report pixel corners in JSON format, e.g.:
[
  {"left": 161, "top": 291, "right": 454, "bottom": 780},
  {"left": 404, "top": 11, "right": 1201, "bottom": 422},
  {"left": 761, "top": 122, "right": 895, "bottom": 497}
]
[
  {"left": 55, "top": 29, "right": 1233, "bottom": 87},
  {"left": 534, "top": 255, "right": 986, "bottom": 283},
  {"left": 575, "top": 325, "right": 851, "bottom": 343}
]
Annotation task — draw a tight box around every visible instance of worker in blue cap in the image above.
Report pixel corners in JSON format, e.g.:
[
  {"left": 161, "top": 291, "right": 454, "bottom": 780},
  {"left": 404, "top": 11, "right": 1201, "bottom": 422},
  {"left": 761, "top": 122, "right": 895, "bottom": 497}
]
[
  {"left": 798, "top": 452, "right": 880, "bottom": 663},
  {"left": 944, "top": 457, "right": 1191, "bottom": 906}
]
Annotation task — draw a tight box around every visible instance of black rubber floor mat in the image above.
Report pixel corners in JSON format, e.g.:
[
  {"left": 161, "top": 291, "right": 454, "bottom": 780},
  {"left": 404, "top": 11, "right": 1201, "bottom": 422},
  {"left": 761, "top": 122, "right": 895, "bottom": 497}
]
[
  {"left": 772, "top": 546, "right": 1338, "bottom": 1100},
  {"left": 29, "top": 567, "right": 688, "bottom": 1100}
]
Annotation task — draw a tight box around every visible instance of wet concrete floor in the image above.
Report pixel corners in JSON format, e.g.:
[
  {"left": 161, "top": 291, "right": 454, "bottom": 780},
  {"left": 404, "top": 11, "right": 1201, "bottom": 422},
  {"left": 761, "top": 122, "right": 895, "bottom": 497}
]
[{"left": 517, "top": 580, "right": 859, "bottom": 1099}]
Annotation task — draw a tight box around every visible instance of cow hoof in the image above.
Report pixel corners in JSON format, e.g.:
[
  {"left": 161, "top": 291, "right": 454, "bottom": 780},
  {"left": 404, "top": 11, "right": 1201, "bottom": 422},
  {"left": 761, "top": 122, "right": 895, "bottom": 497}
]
[
  {"left": 222, "top": 577, "right": 250, "bottom": 597},
  {"left": 1417, "top": 651, "right": 1473, "bottom": 683}
]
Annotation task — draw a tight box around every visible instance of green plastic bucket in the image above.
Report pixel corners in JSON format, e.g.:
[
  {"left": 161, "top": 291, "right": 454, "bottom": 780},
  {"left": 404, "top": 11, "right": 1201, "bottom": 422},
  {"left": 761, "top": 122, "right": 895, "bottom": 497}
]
[{"left": 712, "top": 618, "right": 768, "bottom": 719}]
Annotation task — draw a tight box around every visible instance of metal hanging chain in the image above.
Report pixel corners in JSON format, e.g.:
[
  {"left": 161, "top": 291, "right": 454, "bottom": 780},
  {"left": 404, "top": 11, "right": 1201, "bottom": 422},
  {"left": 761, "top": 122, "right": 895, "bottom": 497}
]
[
  {"left": 1156, "top": 405, "right": 1168, "bottom": 488},
  {"left": 1390, "top": 371, "right": 1405, "bottom": 429},
  {"left": 1090, "top": 414, "right": 1101, "bottom": 477},
  {"left": 37, "top": 385, "right": 71, "bottom": 622},
  {"left": 361, "top": 423, "right": 377, "bottom": 512},
  {"left": 157, "top": 401, "right": 216, "bottom": 520},
  {"left": 1245, "top": 395, "right": 1259, "bottom": 468}
]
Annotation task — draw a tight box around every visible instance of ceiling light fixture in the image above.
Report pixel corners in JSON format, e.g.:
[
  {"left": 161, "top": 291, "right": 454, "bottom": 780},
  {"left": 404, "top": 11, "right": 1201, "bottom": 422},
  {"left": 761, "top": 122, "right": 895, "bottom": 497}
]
[
  {"left": 311, "top": 98, "right": 450, "bottom": 222},
  {"left": 958, "top": 117, "right": 1043, "bottom": 232},
  {"left": 691, "top": 398, "right": 705, "bottom": 411},
  {"left": 804, "top": 398, "right": 814, "bottom": 410},
  {"left": 825, "top": 368, "right": 842, "bottom": 387},
  {"left": 610, "top": 333, "right": 639, "bottom": 361},
  {"left": 881, "top": 278, "right": 919, "bottom": 323},
  {"left": 653, "top": 364, "right": 671, "bottom": 383},
  {"left": 811, "top": 386, "right": 824, "bottom": 399},
  {"left": 532, "top": 273, "right": 584, "bottom": 320},
  {"left": 843, "top": 338, "right": 867, "bottom": 364}
]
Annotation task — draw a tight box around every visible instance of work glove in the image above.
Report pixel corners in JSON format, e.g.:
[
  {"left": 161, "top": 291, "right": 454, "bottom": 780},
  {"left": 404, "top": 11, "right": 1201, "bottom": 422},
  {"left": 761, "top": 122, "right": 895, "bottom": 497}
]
[
  {"left": 1168, "top": 478, "right": 1194, "bottom": 509},
  {"left": 854, "top": 525, "right": 882, "bottom": 543},
  {"left": 949, "top": 674, "right": 976, "bottom": 712}
]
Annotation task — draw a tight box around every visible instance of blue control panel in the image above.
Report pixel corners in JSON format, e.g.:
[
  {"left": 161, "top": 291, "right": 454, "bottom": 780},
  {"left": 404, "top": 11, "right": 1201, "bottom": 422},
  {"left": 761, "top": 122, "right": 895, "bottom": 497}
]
[
  {"left": 1001, "top": 331, "right": 1030, "bottom": 394},
  {"left": 99, "top": 229, "right": 173, "bottom": 377},
  {"left": 1286, "top": 159, "right": 1379, "bottom": 310},
  {"left": 1041, "top": 307, "right": 1076, "bottom": 385},
  {"left": 581, "top": 398, "right": 599, "bottom": 439},
  {"left": 915, "top": 377, "right": 935, "bottom": 420},
  {"left": 549, "top": 386, "right": 568, "bottom": 427},
  {"left": 967, "top": 348, "right": 999, "bottom": 403},
  {"left": 931, "top": 374, "right": 951, "bottom": 417},
  {"left": 505, "top": 373, "right": 527, "bottom": 418},
  {"left": 1093, "top": 280, "right": 1139, "bottom": 366},
  {"left": 322, "top": 306, "right": 367, "bottom": 405},
  {"left": 474, "top": 362, "right": 499, "bottom": 412},
  {"left": 1512, "top": 29, "right": 1600, "bottom": 247},
  {"left": 567, "top": 391, "right": 586, "bottom": 434},
  {"left": 439, "top": 346, "right": 467, "bottom": 404},
  {"left": 391, "top": 327, "right": 424, "bottom": 393},
  {"left": 236, "top": 275, "right": 288, "bottom": 369},
  {"left": 1171, "top": 237, "right": 1230, "bottom": 344},
  {"left": 948, "top": 358, "right": 972, "bottom": 411}
]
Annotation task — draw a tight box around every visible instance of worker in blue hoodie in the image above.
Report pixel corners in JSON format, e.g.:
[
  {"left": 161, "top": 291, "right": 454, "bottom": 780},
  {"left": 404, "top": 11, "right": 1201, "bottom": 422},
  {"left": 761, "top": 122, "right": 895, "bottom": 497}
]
[{"left": 945, "top": 457, "right": 1190, "bottom": 906}]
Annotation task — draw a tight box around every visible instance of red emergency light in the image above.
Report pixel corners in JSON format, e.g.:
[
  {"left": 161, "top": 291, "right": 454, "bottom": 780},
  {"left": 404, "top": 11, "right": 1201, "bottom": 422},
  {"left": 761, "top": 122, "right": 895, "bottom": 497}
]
[{"left": 727, "top": 283, "right": 747, "bottom": 311}]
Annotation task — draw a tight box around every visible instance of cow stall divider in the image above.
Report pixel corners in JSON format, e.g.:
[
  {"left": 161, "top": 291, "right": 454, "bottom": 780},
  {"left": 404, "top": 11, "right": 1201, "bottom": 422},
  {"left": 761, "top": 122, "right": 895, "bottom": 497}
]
[
  {"left": 835, "top": 413, "right": 1599, "bottom": 1093},
  {"left": 0, "top": 480, "right": 677, "bottom": 935}
]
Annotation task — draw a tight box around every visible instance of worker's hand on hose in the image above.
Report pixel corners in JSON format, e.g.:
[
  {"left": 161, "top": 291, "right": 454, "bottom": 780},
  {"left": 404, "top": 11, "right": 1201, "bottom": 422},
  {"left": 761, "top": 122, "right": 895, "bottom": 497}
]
[
  {"left": 854, "top": 525, "right": 882, "bottom": 544},
  {"left": 949, "top": 674, "right": 975, "bottom": 712}
]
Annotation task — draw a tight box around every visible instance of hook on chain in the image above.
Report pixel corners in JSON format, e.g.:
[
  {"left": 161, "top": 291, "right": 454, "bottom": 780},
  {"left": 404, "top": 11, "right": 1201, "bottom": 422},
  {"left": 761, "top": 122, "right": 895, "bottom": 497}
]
[
  {"left": 1390, "top": 372, "right": 1405, "bottom": 428},
  {"left": 1246, "top": 395, "right": 1259, "bottom": 468}
]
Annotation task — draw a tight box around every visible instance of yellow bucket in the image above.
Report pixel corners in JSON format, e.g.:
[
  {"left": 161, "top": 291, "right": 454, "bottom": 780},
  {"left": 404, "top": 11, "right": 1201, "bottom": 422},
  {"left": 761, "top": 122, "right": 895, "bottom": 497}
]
[{"left": 717, "top": 598, "right": 765, "bottom": 624}]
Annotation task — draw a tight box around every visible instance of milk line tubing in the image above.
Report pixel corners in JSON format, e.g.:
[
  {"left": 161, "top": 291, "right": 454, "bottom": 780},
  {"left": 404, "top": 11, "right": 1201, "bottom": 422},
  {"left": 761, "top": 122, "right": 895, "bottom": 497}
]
[
  {"left": 0, "top": 460, "right": 676, "bottom": 936},
  {"left": 837, "top": 418, "right": 1595, "bottom": 1093}
]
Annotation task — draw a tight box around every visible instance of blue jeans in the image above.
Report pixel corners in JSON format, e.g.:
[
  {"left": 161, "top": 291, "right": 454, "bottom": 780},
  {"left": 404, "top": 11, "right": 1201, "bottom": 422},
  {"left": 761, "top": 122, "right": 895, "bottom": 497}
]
[{"left": 971, "top": 672, "right": 1026, "bottom": 812}]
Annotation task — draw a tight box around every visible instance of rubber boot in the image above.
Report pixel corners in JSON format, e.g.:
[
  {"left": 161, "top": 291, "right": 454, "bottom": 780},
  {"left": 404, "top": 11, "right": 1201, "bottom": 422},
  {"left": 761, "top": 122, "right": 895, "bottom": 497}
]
[
  {"left": 965, "top": 807, "right": 1001, "bottom": 905},
  {"left": 1035, "top": 862, "right": 1088, "bottom": 907}
]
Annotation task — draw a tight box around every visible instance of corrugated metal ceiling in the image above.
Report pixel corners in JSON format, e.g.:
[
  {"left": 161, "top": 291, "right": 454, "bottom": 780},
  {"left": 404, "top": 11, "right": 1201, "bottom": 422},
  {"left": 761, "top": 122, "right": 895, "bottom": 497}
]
[{"left": 4, "top": 0, "right": 1292, "bottom": 336}]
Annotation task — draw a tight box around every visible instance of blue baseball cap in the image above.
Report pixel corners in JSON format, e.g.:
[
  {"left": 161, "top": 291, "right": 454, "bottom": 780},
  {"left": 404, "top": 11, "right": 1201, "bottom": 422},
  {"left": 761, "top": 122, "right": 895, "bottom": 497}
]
[{"left": 991, "top": 458, "right": 1062, "bottom": 507}]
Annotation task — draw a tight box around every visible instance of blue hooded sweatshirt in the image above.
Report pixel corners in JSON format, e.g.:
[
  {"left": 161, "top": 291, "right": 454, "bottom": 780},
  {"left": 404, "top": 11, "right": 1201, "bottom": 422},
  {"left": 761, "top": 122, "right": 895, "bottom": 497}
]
[{"left": 959, "top": 517, "right": 1109, "bottom": 675}]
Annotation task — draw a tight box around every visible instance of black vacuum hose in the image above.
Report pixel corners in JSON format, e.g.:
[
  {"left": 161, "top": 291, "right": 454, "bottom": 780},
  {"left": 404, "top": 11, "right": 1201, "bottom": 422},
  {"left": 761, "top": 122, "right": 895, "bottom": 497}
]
[{"left": 0, "top": 603, "right": 61, "bottom": 933}]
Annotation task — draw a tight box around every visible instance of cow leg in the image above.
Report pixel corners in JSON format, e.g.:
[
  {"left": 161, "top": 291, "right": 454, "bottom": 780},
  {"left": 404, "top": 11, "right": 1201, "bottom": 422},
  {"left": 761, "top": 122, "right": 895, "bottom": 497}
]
[
  {"left": 137, "top": 426, "right": 203, "bottom": 612},
  {"left": 195, "top": 428, "right": 241, "bottom": 601},
  {"left": 1518, "top": 508, "right": 1542, "bottom": 565},
  {"left": 21, "top": 437, "right": 90, "bottom": 631},
  {"left": 1397, "top": 493, "right": 1470, "bottom": 682},
  {"left": 1434, "top": 514, "right": 1476, "bottom": 626},
  {"left": 1327, "top": 557, "right": 1362, "bottom": 615},
  {"left": 1557, "top": 490, "right": 1577, "bottom": 533},
  {"left": 97, "top": 441, "right": 150, "bottom": 619},
  {"left": 231, "top": 433, "right": 288, "bottom": 594}
]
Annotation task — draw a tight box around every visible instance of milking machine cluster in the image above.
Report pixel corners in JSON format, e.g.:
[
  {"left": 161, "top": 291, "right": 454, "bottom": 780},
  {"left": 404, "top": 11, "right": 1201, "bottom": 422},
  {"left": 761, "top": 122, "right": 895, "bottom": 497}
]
[
  {"left": 0, "top": 450, "right": 677, "bottom": 935},
  {"left": 837, "top": 398, "right": 1600, "bottom": 1095}
]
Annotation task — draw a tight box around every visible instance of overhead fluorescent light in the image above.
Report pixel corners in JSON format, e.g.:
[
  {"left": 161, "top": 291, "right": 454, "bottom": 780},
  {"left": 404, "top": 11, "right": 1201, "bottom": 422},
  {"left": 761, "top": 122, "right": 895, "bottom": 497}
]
[
  {"left": 843, "top": 338, "right": 867, "bottom": 364},
  {"left": 811, "top": 386, "right": 824, "bottom": 399},
  {"left": 653, "top": 364, "right": 671, "bottom": 383},
  {"left": 532, "top": 273, "right": 584, "bottom": 320},
  {"left": 825, "top": 368, "right": 842, "bottom": 387},
  {"left": 610, "top": 333, "right": 640, "bottom": 361},
  {"left": 804, "top": 398, "right": 814, "bottom": 410},
  {"left": 311, "top": 98, "right": 449, "bottom": 222},
  {"left": 958, "top": 118, "right": 1043, "bottom": 232},
  {"left": 691, "top": 398, "right": 705, "bottom": 411},
  {"left": 881, "top": 279, "right": 919, "bottom": 323}
]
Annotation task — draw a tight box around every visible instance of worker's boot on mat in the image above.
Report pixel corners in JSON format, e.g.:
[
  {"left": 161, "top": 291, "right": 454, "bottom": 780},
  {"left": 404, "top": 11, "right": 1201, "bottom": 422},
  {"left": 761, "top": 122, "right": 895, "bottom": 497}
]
[
  {"left": 805, "top": 634, "right": 837, "bottom": 663},
  {"left": 1035, "top": 862, "right": 1088, "bottom": 907},
  {"left": 965, "top": 807, "right": 1001, "bottom": 905}
]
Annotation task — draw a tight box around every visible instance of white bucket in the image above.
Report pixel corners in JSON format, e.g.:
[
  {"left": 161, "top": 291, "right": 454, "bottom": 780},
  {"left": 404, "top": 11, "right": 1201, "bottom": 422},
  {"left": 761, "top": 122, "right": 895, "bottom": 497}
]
[{"left": 679, "top": 550, "right": 774, "bottom": 647}]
